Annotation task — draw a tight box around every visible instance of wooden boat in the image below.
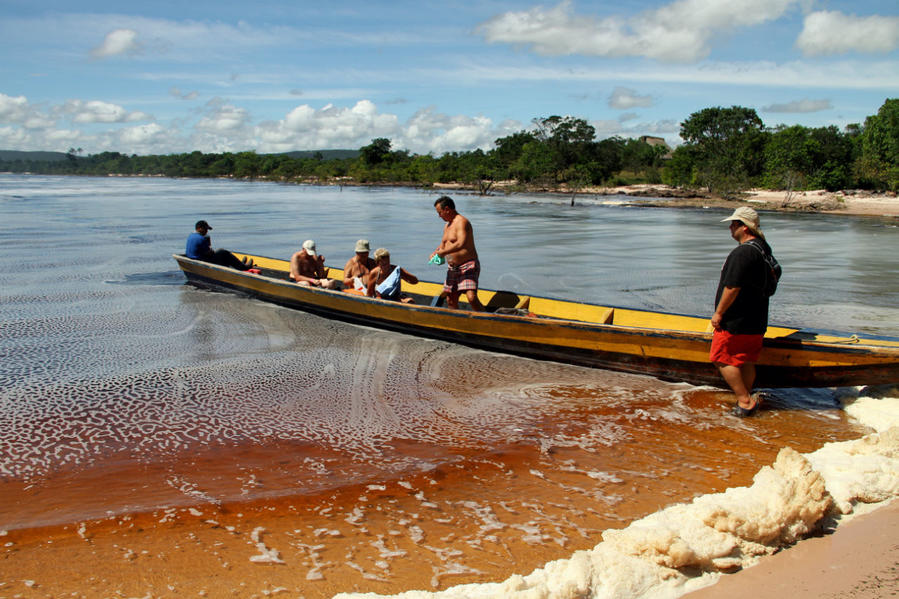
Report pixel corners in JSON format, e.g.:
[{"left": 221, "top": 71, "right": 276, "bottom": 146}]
[{"left": 173, "top": 252, "right": 899, "bottom": 389}]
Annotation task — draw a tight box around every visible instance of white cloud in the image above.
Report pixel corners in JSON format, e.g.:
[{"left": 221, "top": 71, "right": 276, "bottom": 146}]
[
  {"left": 0, "top": 125, "right": 30, "bottom": 147},
  {"left": 0, "top": 94, "right": 31, "bottom": 123},
  {"left": 252, "top": 101, "right": 523, "bottom": 155},
  {"left": 91, "top": 28, "right": 140, "bottom": 58},
  {"left": 797, "top": 11, "right": 899, "bottom": 56},
  {"left": 609, "top": 87, "right": 653, "bottom": 109},
  {"left": 479, "top": 0, "right": 800, "bottom": 63},
  {"left": 257, "top": 100, "right": 399, "bottom": 152},
  {"left": 196, "top": 100, "right": 251, "bottom": 133},
  {"left": 0, "top": 93, "right": 56, "bottom": 130},
  {"left": 763, "top": 99, "right": 832, "bottom": 113},
  {"left": 118, "top": 123, "right": 165, "bottom": 145},
  {"left": 59, "top": 100, "right": 151, "bottom": 124},
  {"left": 458, "top": 58, "right": 899, "bottom": 90},
  {"left": 170, "top": 87, "right": 199, "bottom": 101},
  {"left": 398, "top": 108, "right": 498, "bottom": 155}
]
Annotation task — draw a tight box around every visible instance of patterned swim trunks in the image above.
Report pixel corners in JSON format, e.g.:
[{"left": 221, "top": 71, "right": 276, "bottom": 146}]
[{"left": 444, "top": 259, "right": 480, "bottom": 294}]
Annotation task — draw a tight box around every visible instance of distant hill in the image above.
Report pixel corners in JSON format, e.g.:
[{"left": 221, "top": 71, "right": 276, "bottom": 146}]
[
  {"left": 1, "top": 149, "right": 360, "bottom": 162},
  {"left": 281, "top": 149, "right": 359, "bottom": 160},
  {"left": 0, "top": 150, "right": 70, "bottom": 162}
]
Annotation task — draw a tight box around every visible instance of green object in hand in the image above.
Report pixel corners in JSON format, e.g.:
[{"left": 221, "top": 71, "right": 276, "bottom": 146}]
[{"left": 429, "top": 254, "right": 445, "bottom": 265}]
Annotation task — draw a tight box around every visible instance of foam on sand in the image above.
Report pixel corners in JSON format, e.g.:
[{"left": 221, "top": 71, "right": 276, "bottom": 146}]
[{"left": 335, "top": 389, "right": 899, "bottom": 599}]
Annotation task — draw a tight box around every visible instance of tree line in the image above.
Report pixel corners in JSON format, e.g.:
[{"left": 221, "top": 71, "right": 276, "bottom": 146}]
[{"left": 2, "top": 99, "right": 896, "bottom": 195}]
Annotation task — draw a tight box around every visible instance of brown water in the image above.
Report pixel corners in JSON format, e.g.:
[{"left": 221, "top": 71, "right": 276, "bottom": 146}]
[{"left": 0, "top": 174, "right": 896, "bottom": 597}]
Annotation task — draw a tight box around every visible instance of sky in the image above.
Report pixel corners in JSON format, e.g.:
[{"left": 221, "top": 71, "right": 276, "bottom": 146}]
[{"left": 1, "top": 0, "right": 898, "bottom": 156}]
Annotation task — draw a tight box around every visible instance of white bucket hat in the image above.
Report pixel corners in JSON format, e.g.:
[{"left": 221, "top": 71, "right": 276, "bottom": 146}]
[{"left": 721, "top": 207, "right": 764, "bottom": 239}]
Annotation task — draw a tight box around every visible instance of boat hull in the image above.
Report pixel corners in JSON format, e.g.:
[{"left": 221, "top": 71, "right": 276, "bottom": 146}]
[{"left": 174, "top": 254, "right": 899, "bottom": 389}]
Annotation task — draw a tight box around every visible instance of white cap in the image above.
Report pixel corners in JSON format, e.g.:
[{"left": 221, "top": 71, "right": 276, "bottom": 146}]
[{"left": 302, "top": 239, "right": 316, "bottom": 257}]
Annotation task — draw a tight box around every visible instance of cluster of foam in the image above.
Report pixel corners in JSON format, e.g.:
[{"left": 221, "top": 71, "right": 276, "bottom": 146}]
[
  {"left": 334, "top": 393, "right": 899, "bottom": 599},
  {"left": 1, "top": 315, "right": 686, "bottom": 486}
]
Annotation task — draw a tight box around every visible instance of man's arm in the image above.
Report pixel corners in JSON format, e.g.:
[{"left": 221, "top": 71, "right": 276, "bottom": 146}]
[
  {"left": 342, "top": 257, "right": 356, "bottom": 287},
  {"left": 400, "top": 268, "right": 419, "bottom": 284},
  {"left": 365, "top": 266, "right": 381, "bottom": 297},
  {"left": 314, "top": 256, "right": 329, "bottom": 280},
  {"left": 711, "top": 286, "right": 740, "bottom": 330}
]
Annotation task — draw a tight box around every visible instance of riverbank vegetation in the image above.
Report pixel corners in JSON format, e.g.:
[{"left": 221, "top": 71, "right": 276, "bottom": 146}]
[{"left": 2, "top": 99, "right": 896, "bottom": 196}]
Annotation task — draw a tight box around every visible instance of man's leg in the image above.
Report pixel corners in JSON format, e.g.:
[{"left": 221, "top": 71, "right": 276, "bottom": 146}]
[
  {"left": 209, "top": 249, "right": 251, "bottom": 270},
  {"left": 446, "top": 291, "right": 460, "bottom": 309},
  {"left": 715, "top": 362, "right": 756, "bottom": 409},
  {"left": 464, "top": 289, "right": 484, "bottom": 311}
]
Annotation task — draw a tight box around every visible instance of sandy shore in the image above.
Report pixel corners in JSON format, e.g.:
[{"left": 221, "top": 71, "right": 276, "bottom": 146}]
[
  {"left": 685, "top": 499, "right": 899, "bottom": 598},
  {"left": 441, "top": 181, "right": 899, "bottom": 218},
  {"left": 593, "top": 185, "right": 899, "bottom": 218}
]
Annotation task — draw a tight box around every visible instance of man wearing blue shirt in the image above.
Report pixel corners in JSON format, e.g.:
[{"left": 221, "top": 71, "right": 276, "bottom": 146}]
[{"left": 185, "top": 220, "right": 253, "bottom": 270}]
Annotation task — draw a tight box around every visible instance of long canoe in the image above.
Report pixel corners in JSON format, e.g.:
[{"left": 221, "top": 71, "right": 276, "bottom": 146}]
[{"left": 173, "top": 252, "right": 899, "bottom": 389}]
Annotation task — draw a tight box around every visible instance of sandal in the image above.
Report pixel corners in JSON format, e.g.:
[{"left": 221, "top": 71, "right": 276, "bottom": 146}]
[{"left": 732, "top": 393, "right": 763, "bottom": 418}]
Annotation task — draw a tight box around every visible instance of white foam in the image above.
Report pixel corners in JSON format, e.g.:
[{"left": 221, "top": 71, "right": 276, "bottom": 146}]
[
  {"left": 249, "top": 527, "right": 285, "bottom": 565},
  {"left": 334, "top": 395, "right": 899, "bottom": 599}
]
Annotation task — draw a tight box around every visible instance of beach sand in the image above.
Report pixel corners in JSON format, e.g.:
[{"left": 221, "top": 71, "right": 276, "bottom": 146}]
[
  {"left": 684, "top": 499, "right": 899, "bottom": 599},
  {"left": 519, "top": 182, "right": 899, "bottom": 218}
]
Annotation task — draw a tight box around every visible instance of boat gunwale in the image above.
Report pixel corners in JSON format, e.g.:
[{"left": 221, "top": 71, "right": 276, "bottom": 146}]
[{"left": 173, "top": 253, "right": 899, "bottom": 351}]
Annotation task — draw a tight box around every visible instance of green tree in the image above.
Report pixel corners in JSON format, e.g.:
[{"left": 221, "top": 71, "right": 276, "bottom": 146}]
[
  {"left": 679, "top": 106, "right": 766, "bottom": 195},
  {"left": 360, "top": 138, "right": 392, "bottom": 167},
  {"left": 857, "top": 98, "right": 899, "bottom": 191}
]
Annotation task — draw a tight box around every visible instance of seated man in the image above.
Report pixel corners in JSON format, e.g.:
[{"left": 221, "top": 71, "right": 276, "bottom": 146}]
[
  {"left": 289, "top": 239, "right": 339, "bottom": 288},
  {"left": 185, "top": 220, "right": 254, "bottom": 270},
  {"left": 342, "top": 239, "right": 377, "bottom": 292},
  {"left": 366, "top": 248, "right": 418, "bottom": 303}
]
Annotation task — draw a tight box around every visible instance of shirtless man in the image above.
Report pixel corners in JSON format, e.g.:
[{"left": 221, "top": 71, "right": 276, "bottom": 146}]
[
  {"left": 342, "top": 239, "right": 376, "bottom": 290},
  {"left": 289, "top": 239, "right": 338, "bottom": 288},
  {"left": 429, "top": 196, "right": 484, "bottom": 311}
]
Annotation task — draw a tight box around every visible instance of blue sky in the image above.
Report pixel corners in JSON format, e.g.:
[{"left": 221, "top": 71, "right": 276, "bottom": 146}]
[{"left": 2, "top": 0, "right": 897, "bottom": 155}]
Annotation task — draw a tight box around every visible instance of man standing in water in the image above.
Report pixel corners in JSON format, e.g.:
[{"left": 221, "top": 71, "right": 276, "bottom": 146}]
[
  {"left": 711, "top": 207, "right": 774, "bottom": 417},
  {"left": 430, "top": 196, "right": 484, "bottom": 311}
]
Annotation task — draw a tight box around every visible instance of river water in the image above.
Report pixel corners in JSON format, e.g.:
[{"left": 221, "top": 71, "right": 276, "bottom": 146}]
[{"left": 0, "top": 174, "right": 897, "bottom": 598}]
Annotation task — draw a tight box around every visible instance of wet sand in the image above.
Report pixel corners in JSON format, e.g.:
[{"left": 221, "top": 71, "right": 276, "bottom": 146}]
[
  {"left": 685, "top": 499, "right": 899, "bottom": 599},
  {"left": 0, "top": 386, "right": 879, "bottom": 598}
]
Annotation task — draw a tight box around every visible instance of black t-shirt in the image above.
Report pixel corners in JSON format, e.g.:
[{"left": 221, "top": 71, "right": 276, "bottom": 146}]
[{"left": 715, "top": 241, "right": 770, "bottom": 334}]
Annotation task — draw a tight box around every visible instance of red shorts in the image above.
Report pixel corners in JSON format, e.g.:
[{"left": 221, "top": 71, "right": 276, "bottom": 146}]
[{"left": 710, "top": 330, "right": 763, "bottom": 367}]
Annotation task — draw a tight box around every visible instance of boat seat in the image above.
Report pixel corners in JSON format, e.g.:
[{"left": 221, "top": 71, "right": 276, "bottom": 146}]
[{"left": 485, "top": 290, "right": 527, "bottom": 312}]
